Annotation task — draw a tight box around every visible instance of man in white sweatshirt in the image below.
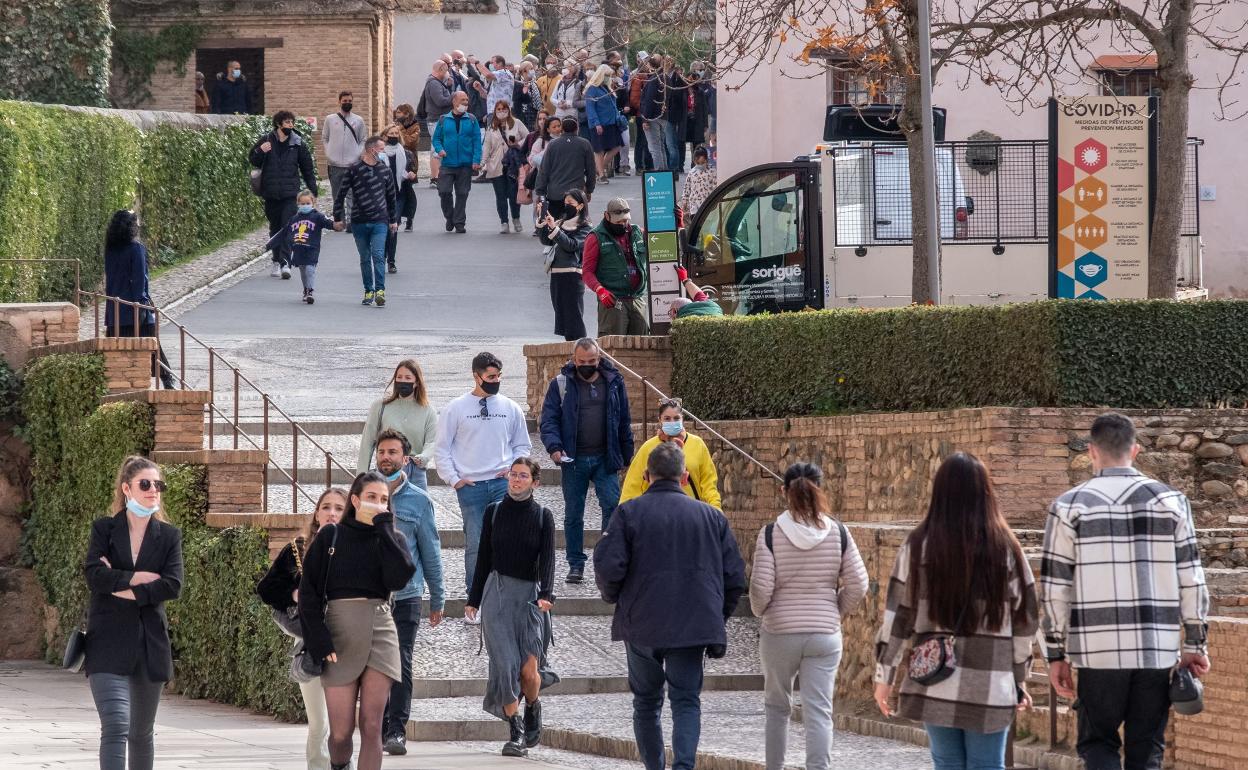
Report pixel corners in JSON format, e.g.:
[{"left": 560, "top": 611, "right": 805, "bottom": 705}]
[{"left": 435, "top": 352, "right": 532, "bottom": 619}]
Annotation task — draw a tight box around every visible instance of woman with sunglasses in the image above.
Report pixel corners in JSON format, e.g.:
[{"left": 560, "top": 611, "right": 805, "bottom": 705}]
[
  {"left": 357, "top": 359, "right": 438, "bottom": 489},
  {"left": 465, "top": 457, "right": 556, "bottom": 757},
  {"left": 620, "top": 397, "right": 722, "bottom": 509},
  {"left": 257, "top": 487, "right": 348, "bottom": 770},
  {"left": 83, "top": 456, "right": 184, "bottom": 770},
  {"left": 299, "top": 472, "right": 416, "bottom": 770}
]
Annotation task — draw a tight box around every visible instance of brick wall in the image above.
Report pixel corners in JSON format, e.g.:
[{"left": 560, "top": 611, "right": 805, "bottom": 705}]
[
  {"left": 0, "top": 303, "right": 80, "bottom": 368},
  {"left": 1163, "top": 617, "right": 1248, "bottom": 769},
  {"left": 523, "top": 336, "right": 673, "bottom": 422},
  {"left": 151, "top": 449, "right": 267, "bottom": 512},
  {"left": 102, "top": 390, "right": 209, "bottom": 451}
]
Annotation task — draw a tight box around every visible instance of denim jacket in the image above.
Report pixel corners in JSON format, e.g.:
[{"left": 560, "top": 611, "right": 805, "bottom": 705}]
[{"left": 390, "top": 477, "right": 445, "bottom": 609}]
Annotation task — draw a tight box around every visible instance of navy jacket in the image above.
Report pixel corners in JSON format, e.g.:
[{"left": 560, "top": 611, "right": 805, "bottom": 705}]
[
  {"left": 212, "top": 75, "right": 251, "bottom": 114},
  {"left": 104, "top": 241, "right": 155, "bottom": 330},
  {"left": 83, "top": 511, "right": 184, "bottom": 681},
  {"left": 593, "top": 478, "right": 746, "bottom": 648},
  {"left": 539, "top": 360, "right": 634, "bottom": 472},
  {"left": 264, "top": 209, "right": 334, "bottom": 267},
  {"left": 640, "top": 76, "right": 665, "bottom": 121}
]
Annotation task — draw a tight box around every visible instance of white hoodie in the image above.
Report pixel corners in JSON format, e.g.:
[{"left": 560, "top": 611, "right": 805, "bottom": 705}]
[{"left": 775, "top": 510, "right": 834, "bottom": 550}]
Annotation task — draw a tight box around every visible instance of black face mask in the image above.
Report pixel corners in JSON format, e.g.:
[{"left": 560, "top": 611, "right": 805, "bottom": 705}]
[
  {"left": 604, "top": 220, "right": 628, "bottom": 237},
  {"left": 386, "top": 137, "right": 401, "bottom": 145},
  {"left": 480, "top": 380, "right": 501, "bottom": 396},
  {"left": 341, "top": 102, "right": 353, "bottom": 112},
  {"left": 576, "top": 364, "right": 598, "bottom": 380},
  {"left": 395, "top": 382, "right": 415, "bottom": 397}
]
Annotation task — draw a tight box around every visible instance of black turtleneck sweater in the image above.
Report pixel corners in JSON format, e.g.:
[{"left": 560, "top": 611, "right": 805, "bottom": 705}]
[
  {"left": 298, "top": 513, "right": 416, "bottom": 660},
  {"left": 467, "top": 495, "right": 556, "bottom": 607}
]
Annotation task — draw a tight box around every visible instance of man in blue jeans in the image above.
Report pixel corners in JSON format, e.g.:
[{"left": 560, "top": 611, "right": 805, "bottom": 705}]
[
  {"left": 539, "top": 337, "right": 633, "bottom": 584},
  {"left": 374, "top": 429, "right": 444, "bottom": 756},
  {"left": 594, "top": 443, "right": 746, "bottom": 770},
  {"left": 434, "top": 352, "right": 532, "bottom": 624},
  {"left": 333, "top": 134, "right": 398, "bottom": 306}
]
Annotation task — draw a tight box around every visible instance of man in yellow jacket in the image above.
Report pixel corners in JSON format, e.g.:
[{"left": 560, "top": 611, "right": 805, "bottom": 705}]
[{"left": 620, "top": 398, "right": 722, "bottom": 509}]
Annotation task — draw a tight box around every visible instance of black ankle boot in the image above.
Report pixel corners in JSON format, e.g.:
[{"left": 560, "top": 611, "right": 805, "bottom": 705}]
[
  {"left": 331, "top": 763, "right": 350, "bottom": 770},
  {"left": 502, "top": 712, "right": 527, "bottom": 756},
  {"left": 523, "top": 698, "right": 542, "bottom": 747}
]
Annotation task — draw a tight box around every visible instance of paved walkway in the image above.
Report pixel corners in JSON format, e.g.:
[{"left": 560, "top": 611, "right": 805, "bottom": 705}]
[{"left": 0, "top": 661, "right": 597, "bottom": 769}]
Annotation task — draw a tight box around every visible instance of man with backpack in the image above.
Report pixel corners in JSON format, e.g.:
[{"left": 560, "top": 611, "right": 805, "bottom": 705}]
[
  {"left": 538, "top": 337, "right": 633, "bottom": 584},
  {"left": 323, "top": 91, "right": 366, "bottom": 230},
  {"left": 421, "top": 60, "right": 456, "bottom": 187},
  {"left": 248, "top": 111, "right": 318, "bottom": 279}
]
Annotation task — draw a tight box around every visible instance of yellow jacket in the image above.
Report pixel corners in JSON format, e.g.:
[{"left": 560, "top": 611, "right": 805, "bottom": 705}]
[{"left": 620, "top": 432, "right": 722, "bottom": 510}]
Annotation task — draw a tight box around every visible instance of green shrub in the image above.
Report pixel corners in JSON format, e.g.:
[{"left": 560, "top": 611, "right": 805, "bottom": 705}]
[
  {"left": 0, "top": 102, "right": 273, "bottom": 301},
  {"left": 670, "top": 300, "right": 1248, "bottom": 420},
  {"left": 0, "top": 1, "right": 112, "bottom": 107},
  {"left": 0, "top": 358, "right": 21, "bottom": 424}
]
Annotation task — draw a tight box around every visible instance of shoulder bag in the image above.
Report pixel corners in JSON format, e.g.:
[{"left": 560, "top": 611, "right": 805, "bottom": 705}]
[
  {"left": 291, "top": 525, "right": 338, "bottom": 682},
  {"left": 908, "top": 571, "right": 974, "bottom": 686},
  {"left": 63, "top": 615, "right": 87, "bottom": 672}
]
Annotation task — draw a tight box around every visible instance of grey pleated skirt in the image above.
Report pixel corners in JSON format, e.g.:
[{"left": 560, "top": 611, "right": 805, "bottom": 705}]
[
  {"left": 322, "top": 598, "right": 400, "bottom": 687},
  {"left": 481, "top": 572, "right": 545, "bottom": 719}
]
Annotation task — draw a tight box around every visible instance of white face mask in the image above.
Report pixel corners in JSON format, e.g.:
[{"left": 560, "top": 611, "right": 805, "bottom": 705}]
[{"left": 454, "top": 104, "right": 468, "bottom": 115}]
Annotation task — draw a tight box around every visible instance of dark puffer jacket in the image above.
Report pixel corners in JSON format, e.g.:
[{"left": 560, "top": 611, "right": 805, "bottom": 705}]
[{"left": 248, "top": 130, "right": 318, "bottom": 201}]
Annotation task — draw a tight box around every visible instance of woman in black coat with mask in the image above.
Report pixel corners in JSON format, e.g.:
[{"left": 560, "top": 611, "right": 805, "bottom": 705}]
[{"left": 539, "top": 189, "right": 591, "bottom": 341}]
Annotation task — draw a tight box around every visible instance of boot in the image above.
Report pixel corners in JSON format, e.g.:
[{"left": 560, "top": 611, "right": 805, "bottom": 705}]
[
  {"left": 331, "top": 763, "right": 350, "bottom": 770},
  {"left": 523, "top": 698, "right": 542, "bottom": 747},
  {"left": 502, "top": 712, "right": 527, "bottom": 757}
]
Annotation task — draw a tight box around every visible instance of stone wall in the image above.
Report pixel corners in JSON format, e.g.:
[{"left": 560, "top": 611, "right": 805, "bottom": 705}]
[
  {"left": 524, "top": 336, "right": 673, "bottom": 424},
  {"left": 0, "top": 303, "right": 80, "bottom": 369}
]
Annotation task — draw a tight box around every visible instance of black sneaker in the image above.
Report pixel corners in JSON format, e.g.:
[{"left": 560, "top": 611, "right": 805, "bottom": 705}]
[
  {"left": 455, "top": 225, "right": 466, "bottom": 234},
  {"left": 404, "top": 219, "right": 414, "bottom": 232},
  {"left": 445, "top": 219, "right": 455, "bottom": 232},
  {"left": 523, "top": 699, "right": 542, "bottom": 747},
  {"left": 384, "top": 733, "right": 407, "bottom": 755},
  {"left": 305, "top": 290, "right": 314, "bottom": 305},
  {"left": 566, "top": 566, "right": 584, "bottom": 584},
  {"left": 388, "top": 262, "right": 398, "bottom": 274},
  {"left": 502, "top": 713, "right": 527, "bottom": 757}
]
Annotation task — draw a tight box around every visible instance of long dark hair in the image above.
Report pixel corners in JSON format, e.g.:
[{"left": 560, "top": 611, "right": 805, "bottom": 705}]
[
  {"left": 105, "top": 210, "right": 140, "bottom": 251},
  {"left": 561, "top": 189, "right": 589, "bottom": 225},
  {"left": 783, "top": 462, "right": 828, "bottom": 528},
  {"left": 907, "top": 452, "right": 1027, "bottom": 634},
  {"left": 344, "top": 471, "right": 389, "bottom": 521}
]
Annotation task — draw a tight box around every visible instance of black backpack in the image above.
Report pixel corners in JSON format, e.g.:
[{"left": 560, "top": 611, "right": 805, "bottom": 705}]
[{"left": 764, "top": 519, "right": 848, "bottom": 555}]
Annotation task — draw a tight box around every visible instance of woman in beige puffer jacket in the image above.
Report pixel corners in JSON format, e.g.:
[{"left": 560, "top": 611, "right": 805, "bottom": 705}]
[{"left": 749, "top": 462, "right": 869, "bottom": 770}]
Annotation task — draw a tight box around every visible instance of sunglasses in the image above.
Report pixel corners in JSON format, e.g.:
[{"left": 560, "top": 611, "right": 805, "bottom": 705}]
[
  {"left": 134, "top": 479, "right": 167, "bottom": 492},
  {"left": 479, "top": 397, "right": 489, "bottom": 418},
  {"left": 610, "top": 208, "right": 631, "bottom": 216}
]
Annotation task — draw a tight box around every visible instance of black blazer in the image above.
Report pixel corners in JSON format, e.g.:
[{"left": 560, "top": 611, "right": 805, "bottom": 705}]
[{"left": 83, "top": 511, "right": 184, "bottom": 681}]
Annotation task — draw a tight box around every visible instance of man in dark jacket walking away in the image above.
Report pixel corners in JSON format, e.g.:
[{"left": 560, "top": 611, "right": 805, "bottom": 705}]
[
  {"left": 593, "top": 443, "right": 746, "bottom": 770},
  {"left": 540, "top": 338, "right": 633, "bottom": 584},
  {"left": 333, "top": 135, "right": 398, "bottom": 307},
  {"left": 249, "top": 110, "right": 318, "bottom": 278},
  {"left": 534, "top": 117, "right": 596, "bottom": 220}
]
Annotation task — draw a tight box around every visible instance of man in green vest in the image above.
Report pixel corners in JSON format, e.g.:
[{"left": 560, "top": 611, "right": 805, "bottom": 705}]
[
  {"left": 583, "top": 198, "right": 651, "bottom": 335},
  {"left": 670, "top": 264, "right": 724, "bottom": 320}
]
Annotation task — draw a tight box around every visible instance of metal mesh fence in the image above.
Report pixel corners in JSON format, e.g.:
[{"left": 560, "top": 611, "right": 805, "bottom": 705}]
[{"left": 830, "top": 139, "right": 1200, "bottom": 246}]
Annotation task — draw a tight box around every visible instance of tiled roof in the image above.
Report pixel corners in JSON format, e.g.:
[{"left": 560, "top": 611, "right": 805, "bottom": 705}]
[{"left": 1092, "top": 54, "right": 1158, "bottom": 70}]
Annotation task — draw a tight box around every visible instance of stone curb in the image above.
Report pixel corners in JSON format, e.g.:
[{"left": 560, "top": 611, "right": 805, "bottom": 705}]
[{"left": 414, "top": 673, "right": 765, "bottom": 699}]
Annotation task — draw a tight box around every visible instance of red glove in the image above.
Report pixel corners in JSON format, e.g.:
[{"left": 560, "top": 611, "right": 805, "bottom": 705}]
[
  {"left": 675, "top": 265, "right": 689, "bottom": 283},
  {"left": 595, "top": 286, "right": 616, "bottom": 308}
]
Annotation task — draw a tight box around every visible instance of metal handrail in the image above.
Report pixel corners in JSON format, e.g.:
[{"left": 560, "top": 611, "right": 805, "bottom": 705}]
[
  {"left": 599, "top": 351, "right": 783, "bottom": 483},
  {"left": 78, "top": 290, "right": 354, "bottom": 512}
]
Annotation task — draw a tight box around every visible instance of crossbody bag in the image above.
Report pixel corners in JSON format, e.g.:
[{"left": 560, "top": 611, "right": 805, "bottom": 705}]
[{"left": 291, "top": 525, "right": 338, "bottom": 682}]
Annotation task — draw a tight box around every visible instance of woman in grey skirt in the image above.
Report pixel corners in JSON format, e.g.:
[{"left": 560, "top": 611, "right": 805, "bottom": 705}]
[
  {"left": 465, "top": 457, "right": 556, "bottom": 757},
  {"left": 299, "top": 472, "right": 416, "bottom": 770}
]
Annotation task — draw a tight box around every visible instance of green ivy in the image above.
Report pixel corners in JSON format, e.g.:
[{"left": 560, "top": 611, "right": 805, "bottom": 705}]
[
  {"left": 0, "top": 358, "right": 21, "bottom": 424},
  {"left": 0, "top": 1, "right": 112, "bottom": 107},
  {"left": 670, "top": 300, "right": 1248, "bottom": 420},
  {"left": 111, "top": 23, "right": 204, "bottom": 109},
  {"left": 0, "top": 101, "right": 273, "bottom": 301}
]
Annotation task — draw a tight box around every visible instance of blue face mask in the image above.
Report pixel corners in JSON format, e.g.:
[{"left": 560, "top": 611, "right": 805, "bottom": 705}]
[
  {"left": 126, "top": 498, "right": 159, "bottom": 518},
  {"left": 383, "top": 469, "right": 403, "bottom": 483},
  {"left": 231, "top": 69, "right": 241, "bottom": 78},
  {"left": 298, "top": 204, "right": 314, "bottom": 214},
  {"left": 661, "top": 421, "right": 683, "bottom": 437}
]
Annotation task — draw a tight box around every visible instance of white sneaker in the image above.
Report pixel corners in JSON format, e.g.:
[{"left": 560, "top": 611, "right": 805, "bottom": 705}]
[
  {"left": 499, "top": 222, "right": 510, "bottom": 234},
  {"left": 464, "top": 611, "right": 482, "bottom": 626},
  {"left": 280, "top": 265, "right": 291, "bottom": 280},
  {"left": 512, "top": 220, "right": 523, "bottom": 233},
  {"left": 270, "top": 263, "right": 281, "bottom": 278}
]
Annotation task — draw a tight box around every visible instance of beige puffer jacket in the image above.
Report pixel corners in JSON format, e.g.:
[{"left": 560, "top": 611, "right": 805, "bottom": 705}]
[{"left": 749, "top": 512, "right": 869, "bottom": 634}]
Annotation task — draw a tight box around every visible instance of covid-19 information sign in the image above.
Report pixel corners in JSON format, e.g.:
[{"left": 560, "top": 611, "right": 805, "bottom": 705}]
[
  {"left": 642, "top": 171, "right": 679, "bottom": 332},
  {"left": 1048, "top": 96, "right": 1156, "bottom": 299}
]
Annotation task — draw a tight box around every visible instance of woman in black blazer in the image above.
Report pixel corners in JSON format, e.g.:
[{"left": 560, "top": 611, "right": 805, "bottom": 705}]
[{"left": 83, "top": 455, "right": 183, "bottom": 770}]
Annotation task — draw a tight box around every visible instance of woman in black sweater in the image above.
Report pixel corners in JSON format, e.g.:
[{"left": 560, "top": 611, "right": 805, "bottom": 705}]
[
  {"left": 465, "top": 457, "right": 556, "bottom": 757},
  {"left": 298, "top": 472, "right": 416, "bottom": 770},
  {"left": 256, "top": 486, "right": 347, "bottom": 770}
]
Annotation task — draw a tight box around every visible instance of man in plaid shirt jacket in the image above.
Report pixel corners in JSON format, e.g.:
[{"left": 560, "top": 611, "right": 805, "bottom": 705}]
[{"left": 1041, "top": 412, "right": 1210, "bottom": 770}]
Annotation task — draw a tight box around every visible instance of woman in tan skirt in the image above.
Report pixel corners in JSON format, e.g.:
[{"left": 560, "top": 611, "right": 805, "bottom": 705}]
[{"left": 299, "top": 472, "right": 416, "bottom": 770}]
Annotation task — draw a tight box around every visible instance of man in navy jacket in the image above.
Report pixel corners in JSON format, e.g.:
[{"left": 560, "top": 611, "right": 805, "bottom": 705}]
[
  {"left": 540, "top": 337, "right": 633, "bottom": 584},
  {"left": 593, "top": 442, "right": 746, "bottom": 770}
]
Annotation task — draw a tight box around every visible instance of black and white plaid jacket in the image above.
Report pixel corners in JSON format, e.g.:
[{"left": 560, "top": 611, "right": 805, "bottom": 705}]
[{"left": 1040, "top": 467, "right": 1209, "bottom": 669}]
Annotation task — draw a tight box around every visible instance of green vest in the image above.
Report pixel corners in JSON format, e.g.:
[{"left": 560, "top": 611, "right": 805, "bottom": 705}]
[
  {"left": 676, "top": 300, "right": 723, "bottom": 319},
  {"left": 592, "top": 222, "right": 648, "bottom": 297}
]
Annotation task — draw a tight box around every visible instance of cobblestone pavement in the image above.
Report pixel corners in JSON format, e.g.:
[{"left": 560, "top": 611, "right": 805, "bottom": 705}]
[
  {"left": 415, "top": 691, "right": 934, "bottom": 769},
  {"left": 0, "top": 661, "right": 585, "bottom": 769}
]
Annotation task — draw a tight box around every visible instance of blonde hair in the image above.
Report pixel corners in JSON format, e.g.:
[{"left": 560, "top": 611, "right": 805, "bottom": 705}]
[
  {"left": 588, "top": 64, "right": 615, "bottom": 89},
  {"left": 111, "top": 456, "right": 168, "bottom": 522},
  {"left": 382, "top": 122, "right": 403, "bottom": 138}
]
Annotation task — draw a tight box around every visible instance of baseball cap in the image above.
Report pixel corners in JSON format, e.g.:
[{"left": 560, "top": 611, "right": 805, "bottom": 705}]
[
  {"left": 606, "top": 198, "right": 631, "bottom": 216},
  {"left": 636, "top": 50, "right": 649, "bottom": 63},
  {"left": 1169, "top": 666, "right": 1204, "bottom": 716}
]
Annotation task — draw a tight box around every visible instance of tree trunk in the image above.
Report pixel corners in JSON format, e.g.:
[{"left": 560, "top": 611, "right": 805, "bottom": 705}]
[
  {"left": 1149, "top": 20, "right": 1193, "bottom": 298},
  {"left": 601, "top": 0, "right": 626, "bottom": 52},
  {"left": 900, "top": 70, "right": 939, "bottom": 304},
  {"left": 530, "top": 0, "right": 563, "bottom": 59}
]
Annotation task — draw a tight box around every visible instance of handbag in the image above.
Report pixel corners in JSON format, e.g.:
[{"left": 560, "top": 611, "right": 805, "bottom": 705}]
[
  {"left": 516, "top": 164, "right": 534, "bottom": 204},
  {"left": 908, "top": 579, "right": 972, "bottom": 686},
  {"left": 63, "top": 626, "right": 87, "bottom": 673},
  {"left": 290, "top": 525, "right": 338, "bottom": 681},
  {"left": 249, "top": 168, "right": 263, "bottom": 196}
]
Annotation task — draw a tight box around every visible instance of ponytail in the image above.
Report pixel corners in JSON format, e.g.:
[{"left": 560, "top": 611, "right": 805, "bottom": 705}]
[{"left": 783, "top": 462, "right": 828, "bottom": 529}]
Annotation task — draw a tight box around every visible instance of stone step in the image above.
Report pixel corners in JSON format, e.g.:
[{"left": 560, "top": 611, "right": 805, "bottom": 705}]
[
  {"left": 414, "top": 673, "right": 766, "bottom": 699},
  {"left": 264, "top": 464, "right": 564, "bottom": 486},
  {"left": 210, "top": 417, "right": 540, "bottom": 436}
]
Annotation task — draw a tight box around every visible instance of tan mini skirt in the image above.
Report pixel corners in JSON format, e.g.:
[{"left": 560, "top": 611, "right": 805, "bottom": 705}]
[{"left": 321, "top": 598, "right": 400, "bottom": 687}]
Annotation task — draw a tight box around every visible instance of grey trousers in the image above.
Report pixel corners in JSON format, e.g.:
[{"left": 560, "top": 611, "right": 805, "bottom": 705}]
[
  {"left": 437, "top": 164, "right": 474, "bottom": 227},
  {"left": 597, "top": 295, "right": 649, "bottom": 336},
  {"left": 328, "top": 165, "right": 353, "bottom": 226},
  {"left": 89, "top": 661, "right": 164, "bottom": 770},
  {"left": 759, "top": 631, "right": 843, "bottom": 770}
]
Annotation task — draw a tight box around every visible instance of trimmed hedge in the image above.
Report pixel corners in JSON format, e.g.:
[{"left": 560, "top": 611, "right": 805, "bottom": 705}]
[
  {"left": 0, "top": 101, "right": 273, "bottom": 302},
  {"left": 0, "top": 1, "right": 112, "bottom": 107},
  {"left": 670, "top": 300, "right": 1248, "bottom": 420},
  {"left": 20, "top": 352, "right": 301, "bottom": 719}
]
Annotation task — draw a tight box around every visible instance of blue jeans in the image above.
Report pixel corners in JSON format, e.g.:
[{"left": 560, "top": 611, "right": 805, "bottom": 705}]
[
  {"left": 661, "top": 119, "right": 682, "bottom": 171},
  {"left": 560, "top": 454, "right": 620, "bottom": 569},
  {"left": 455, "top": 477, "right": 508, "bottom": 594},
  {"left": 353, "top": 221, "right": 388, "bottom": 293},
  {"left": 626, "top": 643, "right": 705, "bottom": 770},
  {"left": 383, "top": 596, "right": 421, "bottom": 740},
  {"left": 925, "top": 724, "right": 1009, "bottom": 770}
]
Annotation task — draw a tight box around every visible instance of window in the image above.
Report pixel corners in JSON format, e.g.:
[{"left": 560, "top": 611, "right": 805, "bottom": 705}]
[
  {"left": 827, "top": 66, "right": 903, "bottom": 106},
  {"left": 1092, "top": 55, "right": 1160, "bottom": 97}
]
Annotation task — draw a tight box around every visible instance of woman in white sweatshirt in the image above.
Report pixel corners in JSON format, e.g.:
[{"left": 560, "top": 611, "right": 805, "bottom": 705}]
[{"left": 749, "top": 462, "right": 870, "bottom": 770}]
